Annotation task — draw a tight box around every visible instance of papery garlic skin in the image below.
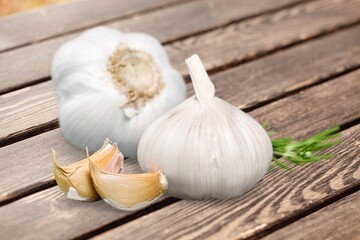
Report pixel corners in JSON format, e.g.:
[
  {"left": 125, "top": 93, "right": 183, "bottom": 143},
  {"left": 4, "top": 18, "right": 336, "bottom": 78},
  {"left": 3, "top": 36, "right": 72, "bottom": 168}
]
[
  {"left": 138, "top": 54, "right": 273, "bottom": 200},
  {"left": 88, "top": 154, "right": 168, "bottom": 211},
  {"left": 52, "top": 150, "right": 100, "bottom": 201},
  {"left": 52, "top": 139, "right": 122, "bottom": 201},
  {"left": 52, "top": 27, "right": 186, "bottom": 158}
]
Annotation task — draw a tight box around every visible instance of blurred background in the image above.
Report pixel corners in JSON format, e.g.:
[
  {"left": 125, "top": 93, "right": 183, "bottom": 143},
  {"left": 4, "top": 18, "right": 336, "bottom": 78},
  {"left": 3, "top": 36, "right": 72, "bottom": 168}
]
[{"left": 0, "top": 0, "right": 69, "bottom": 16}]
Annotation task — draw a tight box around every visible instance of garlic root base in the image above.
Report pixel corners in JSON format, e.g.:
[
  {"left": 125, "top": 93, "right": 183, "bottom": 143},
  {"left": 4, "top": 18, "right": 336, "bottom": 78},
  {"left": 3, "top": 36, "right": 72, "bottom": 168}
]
[{"left": 66, "top": 187, "right": 97, "bottom": 202}]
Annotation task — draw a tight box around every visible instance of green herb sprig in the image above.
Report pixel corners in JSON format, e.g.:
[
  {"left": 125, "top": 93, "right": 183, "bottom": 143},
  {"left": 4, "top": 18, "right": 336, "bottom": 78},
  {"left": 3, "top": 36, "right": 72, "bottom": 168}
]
[{"left": 264, "top": 124, "right": 341, "bottom": 170}]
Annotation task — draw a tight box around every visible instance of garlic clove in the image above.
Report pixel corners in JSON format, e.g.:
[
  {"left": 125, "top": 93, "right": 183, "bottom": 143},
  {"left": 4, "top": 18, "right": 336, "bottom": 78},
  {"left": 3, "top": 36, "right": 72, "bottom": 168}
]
[
  {"left": 52, "top": 139, "right": 123, "bottom": 201},
  {"left": 52, "top": 150, "right": 100, "bottom": 201},
  {"left": 88, "top": 154, "right": 168, "bottom": 211}
]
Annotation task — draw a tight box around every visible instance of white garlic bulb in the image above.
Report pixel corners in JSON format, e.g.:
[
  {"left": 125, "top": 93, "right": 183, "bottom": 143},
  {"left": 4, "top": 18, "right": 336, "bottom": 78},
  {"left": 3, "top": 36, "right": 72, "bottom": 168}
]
[
  {"left": 138, "top": 54, "right": 273, "bottom": 200},
  {"left": 52, "top": 27, "right": 186, "bottom": 158}
]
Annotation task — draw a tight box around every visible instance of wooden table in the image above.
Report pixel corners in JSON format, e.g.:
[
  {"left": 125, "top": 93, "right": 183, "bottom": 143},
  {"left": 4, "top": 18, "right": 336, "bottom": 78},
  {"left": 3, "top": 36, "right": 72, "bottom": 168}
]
[{"left": 0, "top": 0, "right": 359, "bottom": 239}]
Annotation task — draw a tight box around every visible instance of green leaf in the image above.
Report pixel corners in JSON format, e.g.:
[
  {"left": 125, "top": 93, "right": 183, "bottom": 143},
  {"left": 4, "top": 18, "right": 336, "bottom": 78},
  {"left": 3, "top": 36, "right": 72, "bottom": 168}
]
[
  {"left": 264, "top": 125, "right": 341, "bottom": 171},
  {"left": 271, "top": 157, "right": 291, "bottom": 170}
]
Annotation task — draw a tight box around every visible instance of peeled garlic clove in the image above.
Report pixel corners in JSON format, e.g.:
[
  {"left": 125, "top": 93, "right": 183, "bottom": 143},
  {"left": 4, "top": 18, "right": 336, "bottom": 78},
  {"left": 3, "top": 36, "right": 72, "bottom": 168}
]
[
  {"left": 52, "top": 139, "right": 123, "bottom": 201},
  {"left": 52, "top": 27, "right": 186, "bottom": 158},
  {"left": 138, "top": 54, "right": 273, "bottom": 200},
  {"left": 88, "top": 154, "right": 168, "bottom": 211}
]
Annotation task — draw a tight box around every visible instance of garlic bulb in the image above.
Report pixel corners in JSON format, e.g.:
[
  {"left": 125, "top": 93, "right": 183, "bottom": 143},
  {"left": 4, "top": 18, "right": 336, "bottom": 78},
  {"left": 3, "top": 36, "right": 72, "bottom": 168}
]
[
  {"left": 138, "top": 54, "right": 273, "bottom": 200},
  {"left": 52, "top": 27, "right": 186, "bottom": 158},
  {"left": 52, "top": 139, "right": 123, "bottom": 201}
]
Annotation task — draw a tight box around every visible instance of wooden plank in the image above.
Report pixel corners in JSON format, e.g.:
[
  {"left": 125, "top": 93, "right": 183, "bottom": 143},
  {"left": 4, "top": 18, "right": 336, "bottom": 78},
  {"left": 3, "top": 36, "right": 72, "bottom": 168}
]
[
  {"left": 0, "top": 0, "right": 304, "bottom": 93},
  {"left": 1, "top": 24, "right": 360, "bottom": 147},
  {"left": 0, "top": 129, "right": 83, "bottom": 203},
  {"left": 107, "top": 0, "right": 302, "bottom": 44},
  {"left": 0, "top": 83, "right": 58, "bottom": 146},
  {"left": 262, "top": 191, "right": 360, "bottom": 240},
  {"left": 167, "top": 0, "right": 360, "bottom": 75},
  {"left": 3, "top": 0, "right": 360, "bottom": 95},
  {"left": 0, "top": 0, "right": 186, "bottom": 52},
  {"left": 0, "top": 158, "right": 152, "bottom": 240},
  {"left": 90, "top": 75, "right": 360, "bottom": 240},
  {"left": 0, "top": 68, "right": 359, "bottom": 240}
]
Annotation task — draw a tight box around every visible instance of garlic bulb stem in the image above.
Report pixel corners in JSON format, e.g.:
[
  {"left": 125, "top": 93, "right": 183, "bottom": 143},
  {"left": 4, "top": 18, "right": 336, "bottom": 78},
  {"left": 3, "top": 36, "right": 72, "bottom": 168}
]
[{"left": 185, "top": 54, "right": 215, "bottom": 104}]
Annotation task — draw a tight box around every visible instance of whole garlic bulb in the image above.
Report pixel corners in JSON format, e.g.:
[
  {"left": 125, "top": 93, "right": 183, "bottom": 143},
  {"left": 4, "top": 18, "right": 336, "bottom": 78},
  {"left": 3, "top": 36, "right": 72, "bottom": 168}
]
[
  {"left": 52, "top": 27, "right": 186, "bottom": 158},
  {"left": 138, "top": 54, "right": 273, "bottom": 200}
]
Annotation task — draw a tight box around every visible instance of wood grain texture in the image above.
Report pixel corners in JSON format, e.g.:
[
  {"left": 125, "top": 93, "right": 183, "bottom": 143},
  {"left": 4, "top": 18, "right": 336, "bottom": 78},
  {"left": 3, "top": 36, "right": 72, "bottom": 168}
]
[
  {"left": 252, "top": 71, "right": 360, "bottom": 138},
  {"left": 91, "top": 74, "right": 360, "bottom": 240},
  {"left": 1, "top": 24, "right": 360, "bottom": 148},
  {"left": 0, "top": 68, "right": 359, "bottom": 240},
  {"left": 166, "top": 0, "right": 360, "bottom": 74},
  {"left": 107, "top": 0, "right": 302, "bottom": 44},
  {"left": 263, "top": 191, "right": 360, "bottom": 240},
  {"left": 0, "top": 129, "right": 83, "bottom": 203},
  {"left": 0, "top": 158, "right": 152, "bottom": 240},
  {"left": 0, "top": 82, "right": 57, "bottom": 145},
  {"left": 0, "top": 0, "right": 185, "bottom": 52},
  {"left": 3, "top": 0, "right": 360, "bottom": 95},
  {"left": 0, "top": 0, "right": 303, "bottom": 93}
]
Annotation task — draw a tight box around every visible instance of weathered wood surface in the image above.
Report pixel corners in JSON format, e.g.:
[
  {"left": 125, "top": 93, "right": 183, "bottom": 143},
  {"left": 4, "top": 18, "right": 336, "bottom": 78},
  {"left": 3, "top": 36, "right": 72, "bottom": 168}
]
[
  {"left": 0, "top": 157, "right": 155, "bottom": 240},
  {"left": 167, "top": 0, "right": 360, "bottom": 74},
  {"left": 2, "top": 6, "right": 360, "bottom": 145},
  {"left": 0, "top": 83, "right": 58, "bottom": 146},
  {"left": 1, "top": 0, "right": 359, "bottom": 239},
  {"left": 107, "top": 0, "right": 303, "bottom": 44},
  {"left": 0, "top": 68, "right": 359, "bottom": 240},
  {"left": 0, "top": 129, "right": 83, "bottom": 203},
  {"left": 91, "top": 75, "right": 360, "bottom": 240},
  {"left": 1, "top": 25, "right": 360, "bottom": 203},
  {"left": 0, "top": 0, "right": 304, "bottom": 94},
  {"left": 0, "top": 0, "right": 186, "bottom": 52},
  {"left": 263, "top": 191, "right": 360, "bottom": 240}
]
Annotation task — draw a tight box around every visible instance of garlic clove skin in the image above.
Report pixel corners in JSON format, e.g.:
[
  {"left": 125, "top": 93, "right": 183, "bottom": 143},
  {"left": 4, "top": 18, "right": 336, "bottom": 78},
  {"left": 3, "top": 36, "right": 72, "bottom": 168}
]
[
  {"left": 137, "top": 54, "right": 273, "bottom": 200},
  {"left": 52, "top": 139, "right": 123, "bottom": 201},
  {"left": 52, "top": 150, "right": 100, "bottom": 201},
  {"left": 52, "top": 27, "right": 186, "bottom": 158},
  {"left": 88, "top": 154, "right": 168, "bottom": 211}
]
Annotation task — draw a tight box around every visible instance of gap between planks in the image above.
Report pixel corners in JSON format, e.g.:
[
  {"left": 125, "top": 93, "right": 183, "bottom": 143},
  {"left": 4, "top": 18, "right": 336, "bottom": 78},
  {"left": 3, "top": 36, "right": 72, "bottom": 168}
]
[
  {"left": 255, "top": 185, "right": 360, "bottom": 240},
  {"left": 242, "top": 63, "right": 360, "bottom": 112},
  {"left": 0, "top": 0, "right": 312, "bottom": 54},
  {"left": 4, "top": 0, "right": 360, "bottom": 96},
  {"left": 0, "top": 0, "right": 201, "bottom": 54},
  {"left": 262, "top": 189, "right": 360, "bottom": 240}
]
